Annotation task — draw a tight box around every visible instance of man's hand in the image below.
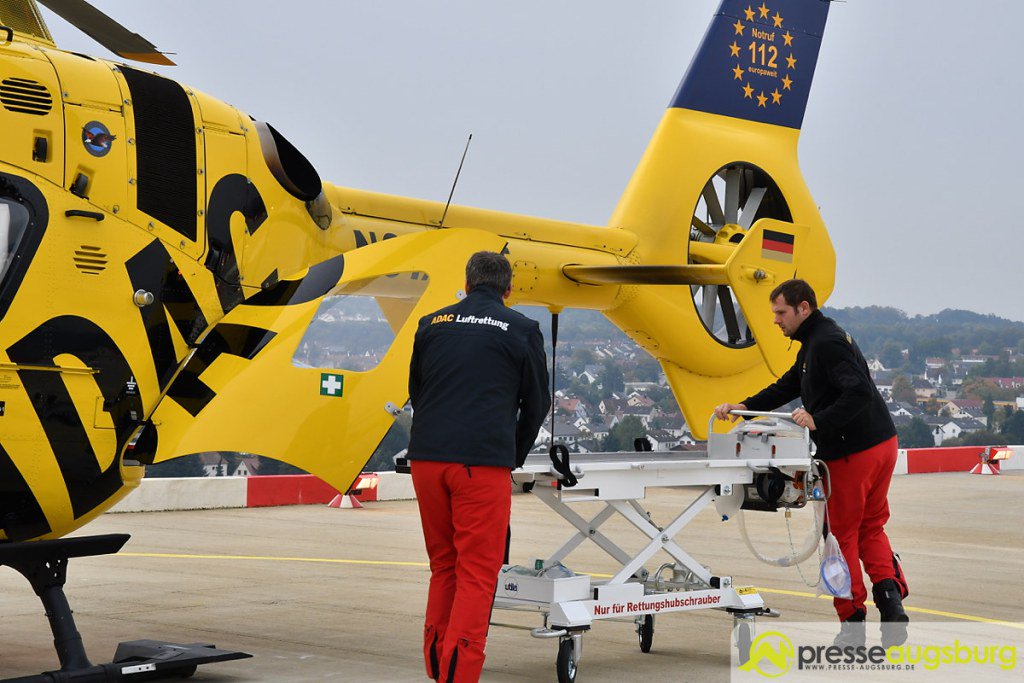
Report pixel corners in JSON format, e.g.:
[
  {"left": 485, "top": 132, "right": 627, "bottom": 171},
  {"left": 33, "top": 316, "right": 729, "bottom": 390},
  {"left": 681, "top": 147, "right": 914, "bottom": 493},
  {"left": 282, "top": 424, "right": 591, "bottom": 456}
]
[
  {"left": 714, "top": 402, "right": 747, "bottom": 422},
  {"left": 791, "top": 407, "right": 816, "bottom": 430}
]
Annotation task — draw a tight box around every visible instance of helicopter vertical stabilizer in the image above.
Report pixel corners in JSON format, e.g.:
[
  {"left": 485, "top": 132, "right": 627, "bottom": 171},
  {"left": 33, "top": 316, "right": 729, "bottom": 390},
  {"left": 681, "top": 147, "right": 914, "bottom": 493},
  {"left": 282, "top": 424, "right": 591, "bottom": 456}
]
[{"left": 603, "top": 0, "right": 835, "bottom": 436}]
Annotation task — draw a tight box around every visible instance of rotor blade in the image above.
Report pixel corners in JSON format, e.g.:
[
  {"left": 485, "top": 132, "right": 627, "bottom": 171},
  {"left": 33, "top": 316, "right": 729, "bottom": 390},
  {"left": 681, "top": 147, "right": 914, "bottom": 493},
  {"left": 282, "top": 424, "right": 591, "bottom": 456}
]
[
  {"left": 562, "top": 264, "right": 728, "bottom": 286},
  {"left": 738, "top": 187, "right": 766, "bottom": 229},
  {"left": 701, "top": 181, "right": 725, "bottom": 227},
  {"left": 37, "top": 0, "right": 175, "bottom": 65},
  {"left": 691, "top": 215, "right": 715, "bottom": 237},
  {"left": 724, "top": 167, "right": 741, "bottom": 224},
  {"left": 700, "top": 285, "right": 717, "bottom": 325},
  {"left": 717, "top": 287, "right": 742, "bottom": 344}
]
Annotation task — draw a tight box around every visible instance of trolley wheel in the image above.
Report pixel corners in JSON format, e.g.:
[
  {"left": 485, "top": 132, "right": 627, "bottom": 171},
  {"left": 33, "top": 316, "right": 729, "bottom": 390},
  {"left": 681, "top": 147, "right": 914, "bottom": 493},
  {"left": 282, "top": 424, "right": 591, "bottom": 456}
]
[
  {"left": 556, "top": 637, "right": 577, "bottom": 683},
  {"left": 637, "top": 614, "right": 655, "bottom": 653},
  {"left": 736, "top": 621, "right": 753, "bottom": 665}
]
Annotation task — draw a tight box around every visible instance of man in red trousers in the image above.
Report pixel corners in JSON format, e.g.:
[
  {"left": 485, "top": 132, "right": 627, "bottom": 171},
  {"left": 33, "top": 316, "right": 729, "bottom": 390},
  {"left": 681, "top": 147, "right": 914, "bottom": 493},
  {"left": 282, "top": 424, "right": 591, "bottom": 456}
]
[
  {"left": 715, "top": 279, "right": 909, "bottom": 648},
  {"left": 407, "top": 251, "right": 550, "bottom": 682}
]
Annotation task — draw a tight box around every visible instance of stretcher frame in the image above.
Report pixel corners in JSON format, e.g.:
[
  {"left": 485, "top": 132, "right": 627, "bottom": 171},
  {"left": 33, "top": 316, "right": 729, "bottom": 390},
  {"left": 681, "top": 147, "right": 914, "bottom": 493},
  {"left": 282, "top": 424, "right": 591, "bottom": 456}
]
[{"left": 494, "top": 415, "right": 814, "bottom": 680}]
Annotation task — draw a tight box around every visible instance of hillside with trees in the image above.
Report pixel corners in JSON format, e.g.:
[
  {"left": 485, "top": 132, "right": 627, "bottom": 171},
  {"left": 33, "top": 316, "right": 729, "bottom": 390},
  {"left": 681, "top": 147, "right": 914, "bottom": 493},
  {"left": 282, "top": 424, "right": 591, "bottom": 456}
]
[{"left": 824, "top": 307, "right": 1024, "bottom": 373}]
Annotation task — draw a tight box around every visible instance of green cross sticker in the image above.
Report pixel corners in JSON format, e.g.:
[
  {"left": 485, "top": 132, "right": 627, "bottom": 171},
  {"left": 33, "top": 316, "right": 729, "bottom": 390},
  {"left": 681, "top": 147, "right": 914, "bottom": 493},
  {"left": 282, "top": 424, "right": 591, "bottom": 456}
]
[{"left": 320, "top": 373, "right": 344, "bottom": 397}]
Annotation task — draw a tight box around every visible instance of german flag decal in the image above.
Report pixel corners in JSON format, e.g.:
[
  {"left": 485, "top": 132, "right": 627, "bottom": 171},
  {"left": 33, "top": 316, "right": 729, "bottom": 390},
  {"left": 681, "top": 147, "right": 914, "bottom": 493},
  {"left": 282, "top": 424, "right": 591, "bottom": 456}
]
[{"left": 761, "top": 229, "right": 795, "bottom": 263}]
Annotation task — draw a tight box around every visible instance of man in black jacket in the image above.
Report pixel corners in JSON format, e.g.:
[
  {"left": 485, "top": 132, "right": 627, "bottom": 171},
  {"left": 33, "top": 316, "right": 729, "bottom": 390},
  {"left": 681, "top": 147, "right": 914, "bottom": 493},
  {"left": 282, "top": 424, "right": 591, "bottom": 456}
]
[
  {"left": 407, "top": 251, "right": 550, "bottom": 683},
  {"left": 714, "top": 279, "right": 909, "bottom": 648}
]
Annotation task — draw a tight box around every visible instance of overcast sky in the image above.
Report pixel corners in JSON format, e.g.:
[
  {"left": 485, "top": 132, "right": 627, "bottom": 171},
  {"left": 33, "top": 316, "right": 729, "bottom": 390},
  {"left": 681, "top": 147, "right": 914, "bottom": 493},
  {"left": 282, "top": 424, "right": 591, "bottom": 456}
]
[{"left": 42, "top": 1, "right": 1024, "bottom": 322}]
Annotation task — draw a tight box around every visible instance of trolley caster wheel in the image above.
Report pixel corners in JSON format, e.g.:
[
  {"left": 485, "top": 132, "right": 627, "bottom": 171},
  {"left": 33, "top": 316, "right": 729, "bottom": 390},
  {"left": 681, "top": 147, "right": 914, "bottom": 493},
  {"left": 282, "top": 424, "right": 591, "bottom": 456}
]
[
  {"left": 637, "top": 614, "right": 654, "bottom": 653},
  {"left": 556, "top": 637, "right": 577, "bottom": 683},
  {"left": 736, "top": 621, "right": 753, "bottom": 665}
]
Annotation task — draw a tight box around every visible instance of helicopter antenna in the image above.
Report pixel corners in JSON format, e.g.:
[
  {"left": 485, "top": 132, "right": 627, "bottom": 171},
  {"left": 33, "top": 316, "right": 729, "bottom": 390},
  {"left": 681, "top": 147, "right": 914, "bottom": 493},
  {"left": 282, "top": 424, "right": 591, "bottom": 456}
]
[{"left": 438, "top": 133, "right": 472, "bottom": 229}]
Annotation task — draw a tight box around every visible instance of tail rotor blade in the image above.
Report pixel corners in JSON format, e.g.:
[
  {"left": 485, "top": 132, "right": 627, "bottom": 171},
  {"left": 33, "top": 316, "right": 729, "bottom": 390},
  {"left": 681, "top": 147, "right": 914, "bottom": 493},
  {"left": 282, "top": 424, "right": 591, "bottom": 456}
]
[
  {"left": 700, "top": 284, "right": 717, "bottom": 327},
  {"left": 717, "top": 287, "right": 742, "bottom": 344},
  {"left": 691, "top": 215, "right": 715, "bottom": 237},
  {"left": 724, "top": 167, "right": 741, "bottom": 224},
  {"left": 739, "top": 187, "right": 767, "bottom": 229},
  {"left": 701, "top": 181, "right": 725, "bottom": 228}
]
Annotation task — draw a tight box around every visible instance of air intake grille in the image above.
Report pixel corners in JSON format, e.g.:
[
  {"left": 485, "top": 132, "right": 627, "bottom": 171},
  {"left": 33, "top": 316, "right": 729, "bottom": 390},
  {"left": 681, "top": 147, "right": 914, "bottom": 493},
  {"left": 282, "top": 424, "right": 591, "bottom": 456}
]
[
  {"left": 120, "top": 66, "right": 198, "bottom": 242},
  {"left": 73, "top": 246, "right": 108, "bottom": 275},
  {"left": 0, "top": 77, "right": 53, "bottom": 115}
]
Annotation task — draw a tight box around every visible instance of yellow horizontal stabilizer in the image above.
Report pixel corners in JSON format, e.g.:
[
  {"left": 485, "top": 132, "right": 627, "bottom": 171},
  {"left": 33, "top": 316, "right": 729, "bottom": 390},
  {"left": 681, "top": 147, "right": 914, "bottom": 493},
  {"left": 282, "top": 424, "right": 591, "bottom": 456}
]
[{"left": 562, "top": 263, "right": 728, "bottom": 286}]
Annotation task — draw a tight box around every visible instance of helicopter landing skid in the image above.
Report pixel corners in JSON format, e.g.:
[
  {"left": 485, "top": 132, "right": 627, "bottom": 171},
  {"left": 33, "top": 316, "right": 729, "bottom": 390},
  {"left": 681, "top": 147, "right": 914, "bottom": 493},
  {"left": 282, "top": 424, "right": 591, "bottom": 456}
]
[{"left": 0, "top": 533, "right": 250, "bottom": 682}]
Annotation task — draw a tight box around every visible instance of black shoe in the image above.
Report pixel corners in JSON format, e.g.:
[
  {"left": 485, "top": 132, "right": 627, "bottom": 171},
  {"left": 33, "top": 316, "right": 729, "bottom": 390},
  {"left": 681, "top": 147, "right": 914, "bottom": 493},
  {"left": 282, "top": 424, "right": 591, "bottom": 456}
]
[
  {"left": 833, "top": 610, "right": 866, "bottom": 648},
  {"left": 873, "top": 578, "right": 909, "bottom": 647}
]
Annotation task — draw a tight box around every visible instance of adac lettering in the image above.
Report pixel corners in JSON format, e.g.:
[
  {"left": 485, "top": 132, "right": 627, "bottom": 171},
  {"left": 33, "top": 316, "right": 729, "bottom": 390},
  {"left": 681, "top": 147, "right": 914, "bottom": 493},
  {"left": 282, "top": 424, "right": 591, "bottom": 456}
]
[
  {"left": 455, "top": 314, "right": 509, "bottom": 332},
  {"left": 431, "top": 313, "right": 455, "bottom": 324}
]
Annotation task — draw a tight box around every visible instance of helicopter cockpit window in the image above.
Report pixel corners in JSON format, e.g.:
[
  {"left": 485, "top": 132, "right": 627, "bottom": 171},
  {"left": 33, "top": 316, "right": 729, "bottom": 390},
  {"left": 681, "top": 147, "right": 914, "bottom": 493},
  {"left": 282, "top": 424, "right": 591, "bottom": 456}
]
[
  {"left": 0, "top": 199, "right": 31, "bottom": 293},
  {"left": 292, "top": 271, "right": 429, "bottom": 372}
]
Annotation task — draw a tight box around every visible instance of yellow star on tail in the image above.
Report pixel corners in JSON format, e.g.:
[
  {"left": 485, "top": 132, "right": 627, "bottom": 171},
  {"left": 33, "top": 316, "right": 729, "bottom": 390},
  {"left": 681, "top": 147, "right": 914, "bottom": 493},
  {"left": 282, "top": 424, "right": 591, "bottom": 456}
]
[
  {"left": 757, "top": 91, "right": 768, "bottom": 107},
  {"left": 758, "top": 3, "right": 770, "bottom": 19}
]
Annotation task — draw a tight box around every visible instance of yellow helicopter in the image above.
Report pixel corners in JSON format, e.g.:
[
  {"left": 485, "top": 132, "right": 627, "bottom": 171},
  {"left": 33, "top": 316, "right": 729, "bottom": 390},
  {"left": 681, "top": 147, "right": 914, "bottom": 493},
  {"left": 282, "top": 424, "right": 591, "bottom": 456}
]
[
  {"left": 1, "top": 0, "right": 834, "bottom": 673},
  {"left": 1, "top": 0, "right": 836, "bottom": 542}
]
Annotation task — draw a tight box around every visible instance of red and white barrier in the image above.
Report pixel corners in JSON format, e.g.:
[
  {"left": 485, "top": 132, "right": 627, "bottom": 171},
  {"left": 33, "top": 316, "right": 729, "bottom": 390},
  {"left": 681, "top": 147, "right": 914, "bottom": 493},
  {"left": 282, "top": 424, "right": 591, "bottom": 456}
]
[
  {"left": 109, "top": 471, "right": 412, "bottom": 513},
  {"left": 106, "top": 445, "right": 1024, "bottom": 515},
  {"left": 900, "top": 445, "right": 1017, "bottom": 475}
]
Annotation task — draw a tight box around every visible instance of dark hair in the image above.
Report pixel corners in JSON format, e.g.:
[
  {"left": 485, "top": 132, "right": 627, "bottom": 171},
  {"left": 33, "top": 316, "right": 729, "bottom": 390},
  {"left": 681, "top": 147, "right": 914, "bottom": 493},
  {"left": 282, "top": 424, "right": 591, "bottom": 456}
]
[
  {"left": 465, "top": 251, "right": 512, "bottom": 293},
  {"left": 770, "top": 278, "right": 817, "bottom": 310}
]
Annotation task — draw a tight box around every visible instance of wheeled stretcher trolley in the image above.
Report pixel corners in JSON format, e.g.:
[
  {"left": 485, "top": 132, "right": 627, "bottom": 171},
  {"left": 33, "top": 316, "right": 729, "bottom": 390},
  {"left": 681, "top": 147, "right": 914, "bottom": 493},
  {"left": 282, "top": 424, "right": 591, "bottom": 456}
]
[{"left": 492, "top": 412, "right": 821, "bottom": 682}]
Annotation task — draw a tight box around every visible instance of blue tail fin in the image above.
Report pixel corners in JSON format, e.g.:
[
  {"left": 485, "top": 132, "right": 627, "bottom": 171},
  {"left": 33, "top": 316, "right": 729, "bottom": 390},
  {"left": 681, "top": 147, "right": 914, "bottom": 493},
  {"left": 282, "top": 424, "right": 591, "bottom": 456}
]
[{"left": 671, "top": 0, "right": 830, "bottom": 129}]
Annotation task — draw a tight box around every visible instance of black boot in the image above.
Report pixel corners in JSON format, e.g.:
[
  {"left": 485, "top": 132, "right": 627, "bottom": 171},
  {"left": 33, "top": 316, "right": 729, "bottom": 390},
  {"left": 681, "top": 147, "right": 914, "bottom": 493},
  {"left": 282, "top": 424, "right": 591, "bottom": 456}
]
[
  {"left": 873, "top": 578, "right": 909, "bottom": 647},
  {"left": 833, "top": 609, "right": 866, "bottom": 648}
]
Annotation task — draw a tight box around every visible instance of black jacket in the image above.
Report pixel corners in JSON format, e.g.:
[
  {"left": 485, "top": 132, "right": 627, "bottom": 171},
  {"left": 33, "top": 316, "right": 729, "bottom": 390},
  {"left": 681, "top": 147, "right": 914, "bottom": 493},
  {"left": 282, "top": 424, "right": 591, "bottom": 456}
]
[
  {"left": 406, "top": 286, "right": 551, "bottom": 468},
  {"left": 742, "top": 310, "right": 896, "bottom": 460}
]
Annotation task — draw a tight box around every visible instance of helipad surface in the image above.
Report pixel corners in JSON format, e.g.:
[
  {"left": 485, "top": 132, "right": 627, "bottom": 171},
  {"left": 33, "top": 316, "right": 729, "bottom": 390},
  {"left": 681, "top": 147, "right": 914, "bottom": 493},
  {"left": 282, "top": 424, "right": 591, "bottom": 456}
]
[{"left": 2, "top": 472, "right": 1022, "bottom": 681}]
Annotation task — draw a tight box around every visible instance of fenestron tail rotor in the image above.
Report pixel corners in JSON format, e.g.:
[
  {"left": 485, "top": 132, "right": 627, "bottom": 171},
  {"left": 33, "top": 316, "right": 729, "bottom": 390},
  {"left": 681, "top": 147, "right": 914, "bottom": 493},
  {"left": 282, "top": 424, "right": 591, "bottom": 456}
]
[{"left": 689, "top": 163, "right": 791, "bottom": 348}]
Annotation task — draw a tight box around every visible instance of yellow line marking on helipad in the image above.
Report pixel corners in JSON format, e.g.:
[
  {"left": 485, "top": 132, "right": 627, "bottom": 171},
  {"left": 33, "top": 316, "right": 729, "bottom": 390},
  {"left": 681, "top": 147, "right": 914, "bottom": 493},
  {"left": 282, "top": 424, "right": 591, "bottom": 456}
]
[
  {"left": 755, "top": 587, "right": 1024, "bottom": 630},
  {"left": 118, "top": 553, "right": 1023, "bottom": 629},
  {"left": 120, "top": 552, "right": 428, "bottom": 568}
]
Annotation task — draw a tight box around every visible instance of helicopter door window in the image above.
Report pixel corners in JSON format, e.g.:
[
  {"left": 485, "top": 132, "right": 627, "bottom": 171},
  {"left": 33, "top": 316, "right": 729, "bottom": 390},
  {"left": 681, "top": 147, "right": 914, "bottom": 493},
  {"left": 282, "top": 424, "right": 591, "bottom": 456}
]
[
  {"left": 292, "top": 271, "right": 429, "bottom": 372},
  {"left": 0, "top": 199, "right": 31, "bottom": 291}
]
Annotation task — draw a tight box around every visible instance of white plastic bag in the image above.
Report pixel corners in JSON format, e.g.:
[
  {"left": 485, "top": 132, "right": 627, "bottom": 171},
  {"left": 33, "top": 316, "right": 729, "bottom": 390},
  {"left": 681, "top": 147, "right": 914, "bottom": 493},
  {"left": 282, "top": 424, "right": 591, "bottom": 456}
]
[{"left": 817, "top": 532, "right": 853, "bottom": 599}]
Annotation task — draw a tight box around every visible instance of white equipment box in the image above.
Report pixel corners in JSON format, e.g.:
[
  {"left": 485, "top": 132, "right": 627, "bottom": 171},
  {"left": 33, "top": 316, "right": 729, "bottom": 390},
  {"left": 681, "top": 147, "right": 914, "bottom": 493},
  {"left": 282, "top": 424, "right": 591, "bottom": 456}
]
[{"left": 495, "top": 566, "right": 592, "bottom": 604}]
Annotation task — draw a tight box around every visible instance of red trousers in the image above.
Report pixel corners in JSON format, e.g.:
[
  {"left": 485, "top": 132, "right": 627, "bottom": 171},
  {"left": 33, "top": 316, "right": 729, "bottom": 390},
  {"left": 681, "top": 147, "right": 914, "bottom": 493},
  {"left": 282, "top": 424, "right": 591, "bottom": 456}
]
[
  {"left": 411, "top": 460, "right": 511, "bottom": 683},
  {"left": 824, "top": 435, "right": 909, "bottom": 620}
]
